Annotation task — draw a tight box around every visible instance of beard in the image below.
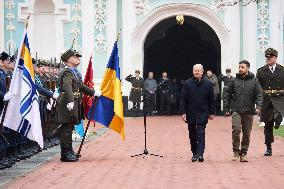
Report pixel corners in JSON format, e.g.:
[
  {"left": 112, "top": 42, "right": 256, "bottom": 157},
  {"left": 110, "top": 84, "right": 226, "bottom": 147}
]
[{"left": 238, "top": 71, "right": 245, "bottom": 75}]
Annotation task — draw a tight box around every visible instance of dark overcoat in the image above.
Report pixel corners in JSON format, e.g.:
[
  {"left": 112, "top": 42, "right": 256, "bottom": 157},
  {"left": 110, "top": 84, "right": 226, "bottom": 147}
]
[
  {"left": 180, "top": 77, "right": 215, "bottom": 125},
  {"left": 256, "top": 64, "right": 284, "bottom": 122},
  {"left": 125, "top": 75, "right": 144, "bottom": 102},
  {"left": 56, "top": 68, "right": 94, "bottom": 125}
]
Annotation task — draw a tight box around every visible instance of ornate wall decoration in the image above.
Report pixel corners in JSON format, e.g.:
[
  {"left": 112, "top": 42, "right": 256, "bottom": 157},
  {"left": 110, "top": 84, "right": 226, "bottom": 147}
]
[
  {"left": 133, "top": 0, "right": 149, "bottom": 15},
  {"left": 257, "top": 0, "right": 270, "bottom": 53},
  {"left": 94, "top": 0, "right": 107, "bottom": 53},
  {"left": 70, "top": 0, "right": 82, "bottom": 51},
  {"left": 5, "top": 0, "right": 16, "bottom": 54}
]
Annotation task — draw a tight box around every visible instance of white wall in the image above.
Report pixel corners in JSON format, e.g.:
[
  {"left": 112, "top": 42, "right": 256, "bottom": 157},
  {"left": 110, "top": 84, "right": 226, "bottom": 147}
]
[
  {"left": 81, "top": 0, "right": 95, "bottom": 77},
  {"left": 0, "top": 0, "right": 4, "bottom": 51},
  {"left": 269, "top": 0, "right": 283, "bottom": 64},
  {"left": 243, "top": 2, "right": 257, "bottom": 74},
  {"left": 223, "top": 5, "right": 240, "bottom": 75},
  {"left": 122, "top": 0, "right": 137, "bottom": 96}
]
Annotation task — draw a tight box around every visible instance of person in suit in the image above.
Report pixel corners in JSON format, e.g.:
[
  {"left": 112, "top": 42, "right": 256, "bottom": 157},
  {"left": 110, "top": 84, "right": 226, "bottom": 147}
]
[
  {"left": 157, "top": 72, "right": 173, "bottom": 115},
  {"left": 181, "top": 64, "right": 215, "bottom": 162},
  {"left": 256, "top": 48, "right": 284, "bottom": 156},
  {"left": 218, "top": 68, "right": 234, "bottom": 115},
  {"left": 57, "top": 49, "right": 101, "bottom": 162}
]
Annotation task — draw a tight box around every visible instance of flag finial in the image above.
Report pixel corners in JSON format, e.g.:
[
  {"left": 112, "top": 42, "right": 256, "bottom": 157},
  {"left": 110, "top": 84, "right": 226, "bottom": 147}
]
[
  {"left": 116, "top": 29, "right": 122, "bottom": 41},
  {"left": 25, "top": 14, "right": 31, "bottom": 28}
]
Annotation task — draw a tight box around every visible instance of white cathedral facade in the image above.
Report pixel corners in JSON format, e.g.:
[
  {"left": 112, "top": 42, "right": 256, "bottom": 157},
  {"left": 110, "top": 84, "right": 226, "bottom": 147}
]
[{"left": 0, "top": 0, "right": 283, "bottom": 95}]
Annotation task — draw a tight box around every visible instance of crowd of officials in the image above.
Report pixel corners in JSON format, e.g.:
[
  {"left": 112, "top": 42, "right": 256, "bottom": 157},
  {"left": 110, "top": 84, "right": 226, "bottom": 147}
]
[{"left": 125, "top": 67, "right": 232, "bottom": 116}]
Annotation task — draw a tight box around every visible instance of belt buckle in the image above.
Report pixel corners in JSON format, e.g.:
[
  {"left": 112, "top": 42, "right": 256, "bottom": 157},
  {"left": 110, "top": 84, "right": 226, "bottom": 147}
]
[{"left": 271, "top": 90, "right": 277, "bottom": 94}]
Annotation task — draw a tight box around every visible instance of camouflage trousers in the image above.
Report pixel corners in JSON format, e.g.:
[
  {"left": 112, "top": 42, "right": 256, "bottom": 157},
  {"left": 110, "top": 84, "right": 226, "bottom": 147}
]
[{"left": 231, "top": 112, "right": 253, "bottom": 155}]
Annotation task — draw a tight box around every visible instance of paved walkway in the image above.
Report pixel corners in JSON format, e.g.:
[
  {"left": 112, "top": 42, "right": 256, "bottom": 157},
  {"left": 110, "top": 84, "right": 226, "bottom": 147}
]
[{"left": 3, "top": 116, "right": 284, "bottom": 189}]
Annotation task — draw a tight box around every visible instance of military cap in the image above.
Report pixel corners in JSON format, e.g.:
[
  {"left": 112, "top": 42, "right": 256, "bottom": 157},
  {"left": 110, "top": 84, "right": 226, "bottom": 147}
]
[
  {"left": 60, "top": 49, "right": 81, "bottom": 62},
  {"left": 0, "top": 51, "right": 9, "bottom": 61},
  {"left": 36, "top": 60, "right": 44, "bottom": 67},
  {"left": 10, "top": 55, "right": 15, "bottom": 62},
  {"left": 265, "top": 48, "right": 278, "bottom": 57},
  {"left": 135, "top": 70, "right": 140, "bottom": 74}
]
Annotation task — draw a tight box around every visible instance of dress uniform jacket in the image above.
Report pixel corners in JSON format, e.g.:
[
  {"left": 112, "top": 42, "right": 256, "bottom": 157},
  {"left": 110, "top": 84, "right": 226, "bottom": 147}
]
[
  {"left": 125, "top": 75, "right": 144, "bottom": 102},
  {"left": 256, "top": 64, "right": 284, "bottom": 122},
  {"left": 57, "top": 67, "right": 94, "bottom": 125},
  {"left": 0, "top": 68, "right": 7, "bottom": 113}
]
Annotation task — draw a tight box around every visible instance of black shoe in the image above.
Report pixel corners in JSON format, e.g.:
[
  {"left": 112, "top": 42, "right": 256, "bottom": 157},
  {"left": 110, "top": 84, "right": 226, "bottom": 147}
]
[
  {"left": 60, "top": 152, "right": 78, "bottom": 162},
  {"left": 198, "top": 155, "right": 204, "bottom": 162},
  {"left": 274, "top": 113, "right": 283, "bottom": 129},
  {"left": 191, "top": 154, "right": 198, "bottom": 162},
  {"left": 264, "top": 149, "right": 272, "bottom": 156}
]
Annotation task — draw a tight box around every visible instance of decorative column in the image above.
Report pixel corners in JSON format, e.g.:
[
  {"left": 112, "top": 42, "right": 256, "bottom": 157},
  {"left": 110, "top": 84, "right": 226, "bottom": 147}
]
[
  {"left": 4, "top": 0, "right": 16, "bottom": 54},
  {"left": 256, "top": 0, "right": 270, "bottom": 68},
  {"left": 94, "top": 0, "right": 107, "bottom": 53},
  {"left": 70, "top": 0, "right": 82, "bottom": 52}
]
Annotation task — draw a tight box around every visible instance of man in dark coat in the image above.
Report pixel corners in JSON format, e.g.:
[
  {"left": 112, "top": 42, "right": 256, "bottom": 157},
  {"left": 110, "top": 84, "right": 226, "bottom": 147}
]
[
  {"left": 181, "top": 64, "right": 215, "bottom": 162},
  {"left": 157, "top": 72, "right": 173, "bottom": 115},
  {"left": 256, "top": 48, "right": 284, "bottom": 156},
  {"left": 57, "top": 49, "right": 101, "bottom": 162},
  {"left": 218, "top": 68, "right": 234, "bottom": 115},
  {"left": 125, "top": 70, "right": 144, "bottom": 111},
  {"left": 224, "top": 60, "right": 263, "bottom": 162}
]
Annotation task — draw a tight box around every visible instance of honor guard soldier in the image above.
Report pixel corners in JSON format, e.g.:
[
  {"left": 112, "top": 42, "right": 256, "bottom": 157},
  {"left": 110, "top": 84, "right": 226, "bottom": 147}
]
[
  {"left": 57, "top": 49, "right": 101, "bottom": 162},
  {"left": 34, "top": 59, "right": 59, "bottom": 149},
  {"left": 256, "top": 48, "right": 284, "bottom": 156},
  {"left": 125, "top": 70, "right": 144, "bottom": 112}
]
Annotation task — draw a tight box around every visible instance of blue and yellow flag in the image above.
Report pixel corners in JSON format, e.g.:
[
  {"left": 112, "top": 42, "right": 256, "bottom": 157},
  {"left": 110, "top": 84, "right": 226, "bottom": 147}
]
[{"left": 88, "top": 41, "right": 125, "bottom": 140}]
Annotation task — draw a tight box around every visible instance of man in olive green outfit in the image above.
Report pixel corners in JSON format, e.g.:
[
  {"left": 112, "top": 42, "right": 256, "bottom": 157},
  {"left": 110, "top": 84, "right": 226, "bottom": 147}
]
[
  {"left": 57, "top": 49, "right": 101, "bottom": 162},
  {"left": 224, "top": 60, "right": 263, "bottom": 162}
]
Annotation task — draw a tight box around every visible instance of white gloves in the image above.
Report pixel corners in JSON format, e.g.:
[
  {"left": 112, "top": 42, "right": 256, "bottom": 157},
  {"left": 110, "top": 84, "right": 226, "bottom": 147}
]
[
  {"left": 4, "top": 93, "right": 12, "bottom": 101},
  {"left": 52, "top": 92, "right": 59, "bottom": 99},
  {"left": 46, "top": 103, "right": 52, "bottom": 110},
  {"left": 67, "top": 102, "right": 74, "bottom": 111},
  {"left": 94, "top": 90, "right": 102, "bottom": 97}
]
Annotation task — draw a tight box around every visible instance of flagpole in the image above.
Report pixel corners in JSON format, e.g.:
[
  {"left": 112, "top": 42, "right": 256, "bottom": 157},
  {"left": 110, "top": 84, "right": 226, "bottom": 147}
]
[
  {"left": 0, "top": 14, "right": 30, "bottom": 133},
  {"left": 76, "top": 97, "right": 98, "bottom": 158}
]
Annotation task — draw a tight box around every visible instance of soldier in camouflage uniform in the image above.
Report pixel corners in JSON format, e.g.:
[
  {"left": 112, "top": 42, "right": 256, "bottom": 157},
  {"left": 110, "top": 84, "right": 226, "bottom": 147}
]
[{"left": 57, "top": 49, "right": 101, "bottom": 162}]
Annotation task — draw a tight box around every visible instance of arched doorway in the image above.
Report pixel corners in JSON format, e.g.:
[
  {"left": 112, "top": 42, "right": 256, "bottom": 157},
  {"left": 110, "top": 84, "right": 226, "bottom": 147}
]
[
  {"left": 143, "top": 16, "right": 221, "bottom": 114},
  {"left": 130, "top": 3, "right": 230, "bottom": 113},
  {"left": 143, "top": 16, "right": 221, "bottom": 81}
]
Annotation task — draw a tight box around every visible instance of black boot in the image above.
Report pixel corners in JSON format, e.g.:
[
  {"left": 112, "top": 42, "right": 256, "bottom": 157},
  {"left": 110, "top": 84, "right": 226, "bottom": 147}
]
[
  {"left": 191, "top": 154, "right": 198, "bottom": 162},
  {"left": 60, "top": 151, "right": 79, "bottom": 162},
  {"left": 264, "top": 144, "right": 272, "bottom": 156},
  {"left": 198, "top": 154, "right": 204, "bottom": 162},
  {"left": 264, "top": 149, "right": 272, "bottom": 156}
]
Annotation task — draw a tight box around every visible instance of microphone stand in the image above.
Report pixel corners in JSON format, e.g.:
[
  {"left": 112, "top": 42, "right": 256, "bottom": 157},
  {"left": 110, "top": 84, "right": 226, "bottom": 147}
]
[{"left": 131, "top": 80, "right": 165, "bottom": 158}]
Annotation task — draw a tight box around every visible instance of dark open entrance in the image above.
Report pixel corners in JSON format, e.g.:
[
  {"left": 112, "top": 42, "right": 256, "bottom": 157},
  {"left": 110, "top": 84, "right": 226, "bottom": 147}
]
[
  {"left": 143, "top": 16, "right": 221, "bottom": 114},
  {"left": 144, "top": 16, "right": 221, "bottom": 80}
]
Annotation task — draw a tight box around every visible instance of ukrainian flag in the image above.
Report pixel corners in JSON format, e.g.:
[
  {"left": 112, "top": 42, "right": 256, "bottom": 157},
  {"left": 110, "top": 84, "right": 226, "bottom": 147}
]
[{"left": 89, "top": 41, "right": 125, "bottom": 140}]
